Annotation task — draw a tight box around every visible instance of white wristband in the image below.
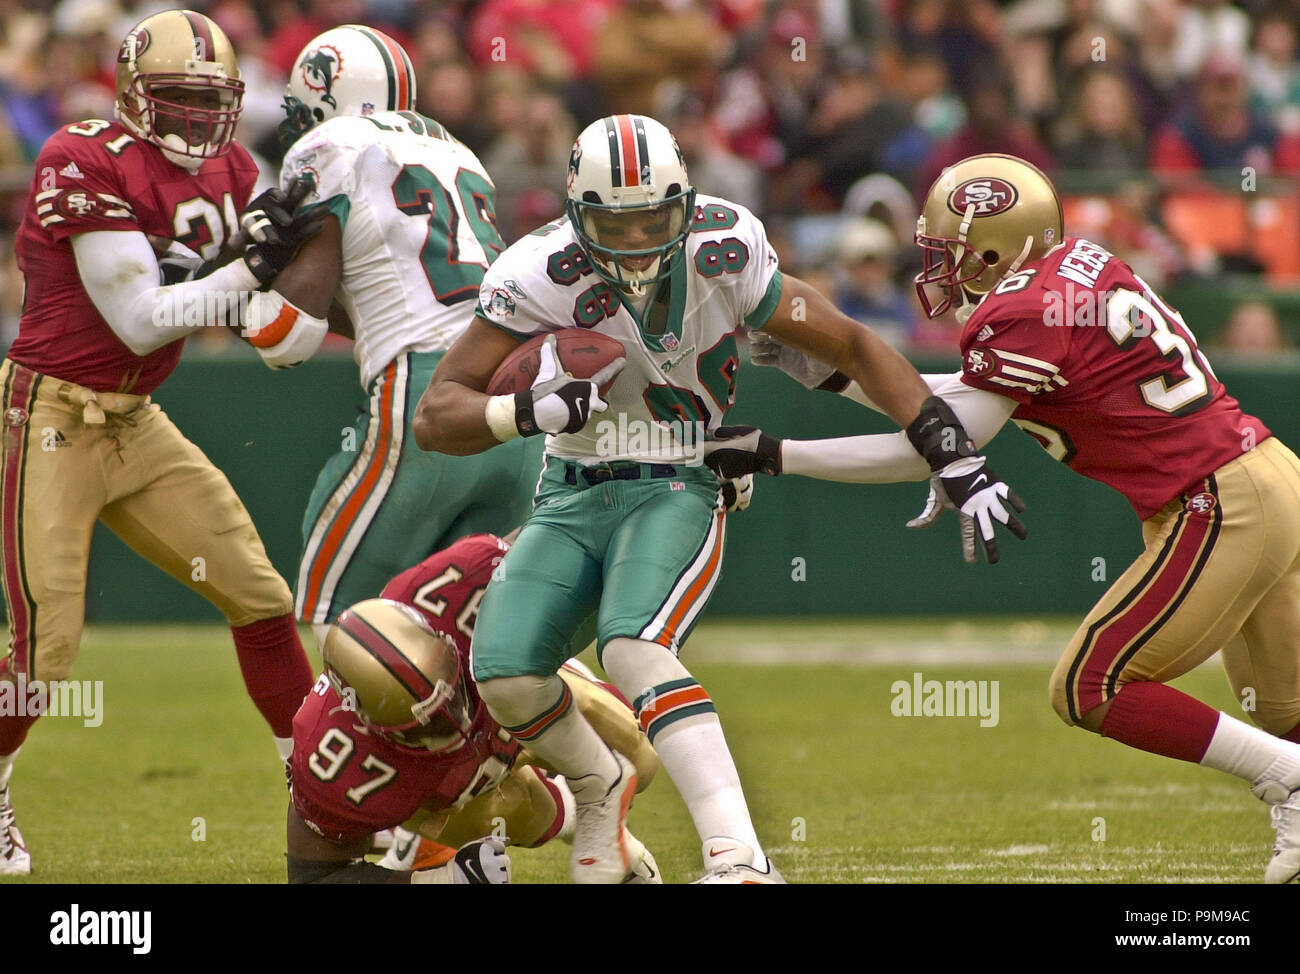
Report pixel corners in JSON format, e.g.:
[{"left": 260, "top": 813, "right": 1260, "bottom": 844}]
[{"left": 484, "top": 394, "right": 521, "bottom": 443}]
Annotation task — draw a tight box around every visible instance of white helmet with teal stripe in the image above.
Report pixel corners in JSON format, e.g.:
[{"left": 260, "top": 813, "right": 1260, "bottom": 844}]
[
  {"left": 279, "top": 24, "right": 417, "bottom": 149},
  {"left": 565, "top": 114, "right": 695, "bottom": 295}
]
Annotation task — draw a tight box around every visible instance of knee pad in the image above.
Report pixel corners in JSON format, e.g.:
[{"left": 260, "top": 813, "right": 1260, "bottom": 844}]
[
  {"left": 601, "top": 637, "right": 692, "bottom": 702},
  {"left": 476, "top": 673, "right": 568, "bottom": 728}
]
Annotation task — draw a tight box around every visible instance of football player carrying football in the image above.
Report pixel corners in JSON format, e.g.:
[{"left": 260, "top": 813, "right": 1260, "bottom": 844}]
[
  {"left": 707, "top": 153, "right": 1300, "bottom": 884},
  {"left": 413, "top": 115, "right": 1026, "bottom": 883},
  {"left": 287, "top": 532, "right": 661, "bottom": 883},
  {"left": 0, "top": 10, "right": 323, "bottom": 876},
  {"left": 249, "top": 26, "right": 542, "bottom": 647}
]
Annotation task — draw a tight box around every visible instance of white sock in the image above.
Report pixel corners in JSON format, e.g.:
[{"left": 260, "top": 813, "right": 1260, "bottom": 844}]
[
  {"left": 1201, "top": 713, "right": 1300, "bottom": 800},
  {"left": 478, "top": 674, "right": 621, "bottom": 801},
  {"left": 311, "top": 623, "right": 330, "bottom": 649},
  {"left": 653, "top": 717, "right": 765, "bottom": 864},
  {"left": 274, "top": 735, "right": 295, "bottom": 763},
  {"left": 0, "top": 747, "right": 18, "bottom": 790},
  {"left": 602, "top": 637, "right": 765, "bottom": 865},
  {"left": 552, "top": 775, "right": 577, "bottom": 843}
]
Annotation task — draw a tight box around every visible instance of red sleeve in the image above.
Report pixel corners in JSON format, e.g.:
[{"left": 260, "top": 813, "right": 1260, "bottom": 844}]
[
  {"left": 959, "top": 296, "right": 1072, "bottom": 406},
  {"left": 228, "top": 142, "right": 259, "bottom": 209},
  {"left": 1149, "top": 126, "right": 1201, "bottom": 175},
  {"left": 32, "top": 125, "right": 141, "bottom": 242}
]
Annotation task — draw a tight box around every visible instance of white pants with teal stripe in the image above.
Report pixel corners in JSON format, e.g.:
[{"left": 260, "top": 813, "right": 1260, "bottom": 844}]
[
  {"left": 295, "top": 350, "right": 543, "bottom": 625},
  {"left": 470, "top": 456, "right": 726, "bottom": 680}
]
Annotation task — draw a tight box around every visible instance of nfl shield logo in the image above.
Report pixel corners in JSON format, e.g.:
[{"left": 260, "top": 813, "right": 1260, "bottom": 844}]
[{"left": 662, "top": 334, "right": 679, "bottom": 351}]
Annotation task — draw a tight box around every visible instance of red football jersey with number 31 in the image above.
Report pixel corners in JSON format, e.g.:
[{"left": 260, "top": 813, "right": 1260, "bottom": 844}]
[{"left": 11, "top": 119, "right": 257, "bottom": 394}]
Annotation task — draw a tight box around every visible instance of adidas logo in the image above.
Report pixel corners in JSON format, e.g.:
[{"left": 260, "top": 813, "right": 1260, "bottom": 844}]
[
  {"left": 40, "top": 427, "right": 71, "bottom": 451},
  {"left": 59, "top": 162, "right": 84, "bottom": 180}
]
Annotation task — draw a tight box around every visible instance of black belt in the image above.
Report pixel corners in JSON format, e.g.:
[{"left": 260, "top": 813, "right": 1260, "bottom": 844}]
[{"left": 562, "top": 461, "right": 680, "bottom": 486}]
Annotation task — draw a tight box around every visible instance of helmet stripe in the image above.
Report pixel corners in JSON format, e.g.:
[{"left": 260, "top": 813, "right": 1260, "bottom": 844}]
[
  {"left": 182, "top": 10, "right": 215, "bottom": 61},
  {"left": 355, "top": 26, "right": 398, "bottom": 111},
  {"left": 615, "top": 114, "right": 639, "bottom": 189},
  {"left": 632, "top": 116, "right": 650, "bottom": 186},
  {"left": 603, "top": 116, "right": 622, "bottom": 189},
  {"left": 339, "top": 610, "right": 437, "bottom": 701},
  {"left": 374, "top": 29, "right": 414, "bottom": 110}
]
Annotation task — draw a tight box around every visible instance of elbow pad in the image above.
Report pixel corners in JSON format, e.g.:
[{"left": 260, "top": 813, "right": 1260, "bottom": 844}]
[{"left": 244, "top": 290, "right": 327, "bottom": 370}]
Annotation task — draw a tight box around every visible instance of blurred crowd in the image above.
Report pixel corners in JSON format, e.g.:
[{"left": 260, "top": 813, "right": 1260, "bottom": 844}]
[{"left": 1, "top": 0, "right": 1298, "bottom": 355}]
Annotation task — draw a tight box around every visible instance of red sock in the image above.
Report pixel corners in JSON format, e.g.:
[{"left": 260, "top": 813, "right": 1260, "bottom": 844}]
[
  {"left": 1098, "top": 682, "right": 1220, "bottom": 763},
  {"left": 231, "top": 614, "right": 313, "bottom": 738},
  {"left": 0, "top": 713, "right": 39, "bottom": 756},
  {"left": 525, "top": 767, "right": 568, "bottom": 848}
]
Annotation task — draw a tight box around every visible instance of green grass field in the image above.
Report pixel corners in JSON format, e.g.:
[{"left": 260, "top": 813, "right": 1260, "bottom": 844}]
[{"left": 1, "top": 617, "right": 1272, "bottom": 885}]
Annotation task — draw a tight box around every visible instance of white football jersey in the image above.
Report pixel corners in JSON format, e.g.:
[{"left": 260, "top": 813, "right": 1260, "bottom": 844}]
[
  {"left": 477, "top": 194, "right": 782, "bottom": 464},
  {"left": 281, "top": 111, "right": 504, "bottom": 388}
]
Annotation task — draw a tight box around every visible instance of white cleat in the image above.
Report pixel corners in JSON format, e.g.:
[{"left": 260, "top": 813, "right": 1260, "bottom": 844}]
[
  {"left": 0, "top": 786, "right": 31, "bottom": 876},
  {"left": 570, "top": 751, "right": 639, "bottom": 884},
  {"left": 622, "top": 833, "right": 662, "bottom": 884},
  {"left": 377, "top": 827, "right": 419, "bottom": 870},
  {"left": 693, "top": 836, "right": 785, "bottom": 884},
  {"left": 1264, "top": 787, "right": 1300, "bottom": 884}
]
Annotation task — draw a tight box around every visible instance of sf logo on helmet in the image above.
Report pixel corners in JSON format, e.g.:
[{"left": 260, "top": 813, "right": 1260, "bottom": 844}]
[
  {"left": 300, "top": 46, "right": 343, "bottom": 109},
  {"left": 948, "top": 177, "right": 1019, "bottom": 217}
]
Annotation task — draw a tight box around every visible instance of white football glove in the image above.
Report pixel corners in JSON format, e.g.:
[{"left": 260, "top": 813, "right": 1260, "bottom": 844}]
[
  {"left": 516, "top": 334, "right": 624, "bottom": 436},
  {"left": 906, "top": 477, "right": 979, "bottom": 564},
  {"left": 906, "top": 457, "right": 1026, "bottom": 564},
  {"left": 452, "top": 837, "right": 512, "bottom": 884},
  {"left": 748, "top": 330, "right": 838, "bottom": 389},
  {"left": 718, "top": 474, "right": 754, "bottom": 513}
]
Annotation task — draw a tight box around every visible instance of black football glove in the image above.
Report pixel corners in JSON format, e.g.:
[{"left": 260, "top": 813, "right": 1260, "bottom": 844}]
[
  {"left": 904, "top": 396, "right": 1027, "bottom": 564},
  {"left": 513, "top": 334, "right": 624, "bottom": 436},
  {"left": 240, "top": 175, "right": 327, "bottom": 285},
  {"left": 702, "top": 426, "right": 783, "bottom": 478}
]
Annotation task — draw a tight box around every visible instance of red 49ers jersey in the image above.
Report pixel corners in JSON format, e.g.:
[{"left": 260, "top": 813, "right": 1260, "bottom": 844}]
[
  {"left": 11, "top": 119, "right": 258, "bottom": 395},
  {"left": 291, "top": 534, "right": 520, "bottom": 842},
  {"left": 959, "top": 238, "right": 1270, "bottom": 519}
]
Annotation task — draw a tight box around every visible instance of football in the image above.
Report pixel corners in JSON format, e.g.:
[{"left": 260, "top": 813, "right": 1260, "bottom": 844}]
[{"left": 486, "top": 329, "right": 627, "bottom": 396}]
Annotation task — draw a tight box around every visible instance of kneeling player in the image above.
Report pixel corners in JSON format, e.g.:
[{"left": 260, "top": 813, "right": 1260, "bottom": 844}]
[{"left": 287, "top": 533, "right": 660, "bottom": 883}]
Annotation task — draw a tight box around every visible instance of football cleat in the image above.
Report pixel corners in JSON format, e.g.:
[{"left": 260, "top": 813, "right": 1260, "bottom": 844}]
[
  {"left": 570, "top": 750, "right": 638, "bottom": 884},
  {"left": 0, "top": 786, "right": 31, "bottom": 876},
  {"left": 1264, "top": 787, "right": 1300, "bottom": 884},
  {"left": 378, "top": 826, "right": 456, "bottom": 872},
  {"left": 692, "top": 837, "right": 785, "bottom": 884},
  {"left": 621, "top": 833, "right": 662, "bottom": 884}
]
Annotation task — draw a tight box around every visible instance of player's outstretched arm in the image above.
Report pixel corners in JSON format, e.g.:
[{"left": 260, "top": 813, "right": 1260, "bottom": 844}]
[{"left": 761, "top": 275, "right": 931, "bottom": 428}]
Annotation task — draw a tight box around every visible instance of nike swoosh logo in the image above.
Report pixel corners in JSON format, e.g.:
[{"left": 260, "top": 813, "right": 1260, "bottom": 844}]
[
  {"left": 394, "top": 837, "right": 415, "bottom": 860},
  {"left": 971, "top": 475, "right": 988, "bottom": 489},
  {"left": 578, "top": 856, "right": 597, "bottom": 866},
  {"left": 709, "top": 847, "right": 736, "bottom": 858}
]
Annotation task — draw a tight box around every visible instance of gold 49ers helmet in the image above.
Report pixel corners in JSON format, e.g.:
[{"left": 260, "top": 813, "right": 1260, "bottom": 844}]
[
  {"left": 322, "top": 599, "right": 473, "bottom": 753},
  {"left": 114, "top": 9, "right": 244, "bottom": 171},
  {"left": 914, "top": 154, "right": 1063, "bottom": 318}
]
